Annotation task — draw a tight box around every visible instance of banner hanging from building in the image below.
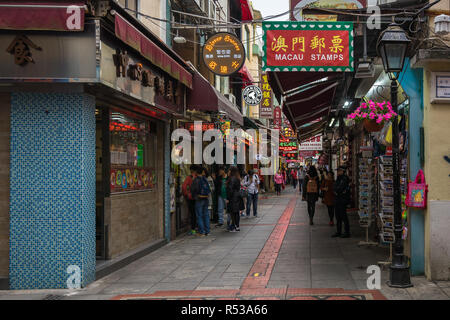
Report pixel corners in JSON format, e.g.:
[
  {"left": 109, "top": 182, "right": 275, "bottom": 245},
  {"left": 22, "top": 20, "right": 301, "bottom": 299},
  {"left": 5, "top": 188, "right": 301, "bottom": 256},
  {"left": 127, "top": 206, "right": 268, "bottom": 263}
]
[
  {"left": 262, "top": 21, "right": 354, "bottom": 72},
  {"left": 289, "top": 0, "right": 366, "bottom": 22},
  {"left": 260, "top": 73, "right": 273, "bottom": 118},
  {"left": 273, "top": 106, "right": 282, "bottom": 129},
  {"left": 299, "top": 134, "right": 323, "bottom": 151}
]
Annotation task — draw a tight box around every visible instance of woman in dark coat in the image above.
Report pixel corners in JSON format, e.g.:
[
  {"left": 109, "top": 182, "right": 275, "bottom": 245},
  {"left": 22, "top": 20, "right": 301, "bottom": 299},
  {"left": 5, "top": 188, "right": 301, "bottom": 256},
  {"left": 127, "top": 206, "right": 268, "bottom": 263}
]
[
  {"left": 321, "top": 171, "right": 336, "bottom": 226},
  {"left": 227, "top": 166, "right": 244, "bottom": 232},
  {"left": 302, "top": 166, "right": 320, "bottom": 225}
]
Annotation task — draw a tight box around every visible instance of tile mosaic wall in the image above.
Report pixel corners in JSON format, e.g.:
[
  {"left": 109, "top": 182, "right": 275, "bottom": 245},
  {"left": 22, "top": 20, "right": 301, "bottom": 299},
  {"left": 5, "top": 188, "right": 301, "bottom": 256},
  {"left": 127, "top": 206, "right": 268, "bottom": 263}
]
[{"left": 9, "top": 92, "right": 96, "bottom": 289}]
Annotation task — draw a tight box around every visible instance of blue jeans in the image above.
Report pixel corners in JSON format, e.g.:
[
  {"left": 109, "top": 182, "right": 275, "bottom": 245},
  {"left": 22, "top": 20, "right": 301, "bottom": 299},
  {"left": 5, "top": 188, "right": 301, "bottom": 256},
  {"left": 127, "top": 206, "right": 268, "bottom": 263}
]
[
  {"left": 246, "top": 193, "right": 258, "bottom": 216},
  {"left": 217, "top": 196, "right": 226, "bottom": 224},
  {"left": 195, "top": 198, "right": 210, "bottom": 234},
  {"left": 298, "top": 179, "right": 304, "bottom": 193}
]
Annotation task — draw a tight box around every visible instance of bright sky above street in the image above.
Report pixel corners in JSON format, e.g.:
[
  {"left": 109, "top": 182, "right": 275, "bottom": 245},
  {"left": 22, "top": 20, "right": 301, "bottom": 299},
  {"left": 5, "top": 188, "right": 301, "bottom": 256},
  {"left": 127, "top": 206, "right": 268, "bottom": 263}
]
[{"left": 251, "top": 0, "right": 290, "bottom": 20}]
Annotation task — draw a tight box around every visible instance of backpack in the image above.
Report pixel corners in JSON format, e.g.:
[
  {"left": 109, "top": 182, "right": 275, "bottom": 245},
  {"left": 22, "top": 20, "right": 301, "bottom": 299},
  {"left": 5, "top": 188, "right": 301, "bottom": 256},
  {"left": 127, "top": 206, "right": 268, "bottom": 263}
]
[
  {"left": 306, "top": 176, "right": 318, "bottom": 193},
  {"left": 198, "top": 176, "right": 211, "bottom": 197}
]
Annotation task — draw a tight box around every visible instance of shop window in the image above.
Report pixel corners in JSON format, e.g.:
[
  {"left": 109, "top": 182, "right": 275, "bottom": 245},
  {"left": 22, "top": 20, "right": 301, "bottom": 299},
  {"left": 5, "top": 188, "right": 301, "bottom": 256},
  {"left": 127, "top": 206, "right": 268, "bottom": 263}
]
[{"left": 110, "top": 110, "right": 157, "bottom": 193}]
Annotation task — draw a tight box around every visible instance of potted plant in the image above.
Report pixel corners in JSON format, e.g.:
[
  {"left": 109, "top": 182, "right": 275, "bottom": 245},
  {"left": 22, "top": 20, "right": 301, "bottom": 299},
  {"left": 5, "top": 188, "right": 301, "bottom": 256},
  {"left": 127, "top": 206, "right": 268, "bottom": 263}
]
[{"left": 346, "top": 100, "right": 397, "bottom": 132}]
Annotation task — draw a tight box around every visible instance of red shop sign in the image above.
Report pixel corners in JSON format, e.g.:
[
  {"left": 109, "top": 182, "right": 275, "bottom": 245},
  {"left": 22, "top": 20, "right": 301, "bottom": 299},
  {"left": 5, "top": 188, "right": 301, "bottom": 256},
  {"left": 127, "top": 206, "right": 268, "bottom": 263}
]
[{"left": 263, "top": 21, "right": 354, "bottom": 72}]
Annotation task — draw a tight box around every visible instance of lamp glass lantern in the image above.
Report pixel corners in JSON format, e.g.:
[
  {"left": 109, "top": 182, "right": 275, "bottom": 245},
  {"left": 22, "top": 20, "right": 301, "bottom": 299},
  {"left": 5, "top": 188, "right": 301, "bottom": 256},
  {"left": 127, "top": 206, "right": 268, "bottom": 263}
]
[{"left": 378, "top": 24, "right": 411, "bottom": 78}]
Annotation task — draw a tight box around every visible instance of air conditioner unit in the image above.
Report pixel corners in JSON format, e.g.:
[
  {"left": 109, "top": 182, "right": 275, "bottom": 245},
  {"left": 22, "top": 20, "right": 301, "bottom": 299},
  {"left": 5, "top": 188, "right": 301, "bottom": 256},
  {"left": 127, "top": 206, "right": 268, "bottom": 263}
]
[{"left": 225, "top": 93, "right": 236, "bottom": 105}]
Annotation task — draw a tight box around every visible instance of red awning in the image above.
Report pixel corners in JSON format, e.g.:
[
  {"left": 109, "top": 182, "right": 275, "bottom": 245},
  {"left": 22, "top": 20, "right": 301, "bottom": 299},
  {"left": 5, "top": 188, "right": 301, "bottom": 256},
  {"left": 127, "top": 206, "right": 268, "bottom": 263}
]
[
  {"left": 187, "top": 70, "right": 243, "bottom": 126},
  {"left": 0, "top": 2, "right": 85, "bottom": 31},
  {"left": 268, "top": 71, "right": 340, "bottom": 137},
  {"left": 115, "top": 13, "right": 193, "bottom": 89},
  {"left": 239, "top": 0, "right": 253, "bottom": 21}
]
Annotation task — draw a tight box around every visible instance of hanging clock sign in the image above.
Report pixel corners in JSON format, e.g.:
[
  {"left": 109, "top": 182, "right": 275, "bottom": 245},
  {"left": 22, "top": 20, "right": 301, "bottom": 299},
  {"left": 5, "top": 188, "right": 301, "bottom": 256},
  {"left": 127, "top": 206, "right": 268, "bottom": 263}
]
[
  {"left": 202, "top": 32, "right": 245, "bottom": 76},
  {"left": 242, "top": 85, "right": 262, "bottom": 106}
]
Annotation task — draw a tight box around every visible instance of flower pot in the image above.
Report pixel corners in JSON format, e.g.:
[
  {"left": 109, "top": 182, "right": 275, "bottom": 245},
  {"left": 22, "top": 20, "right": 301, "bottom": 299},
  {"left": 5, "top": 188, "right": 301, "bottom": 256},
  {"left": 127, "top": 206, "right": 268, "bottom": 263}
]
[{"left": 363, "top": 119, "right": 384, "bottom": 132}]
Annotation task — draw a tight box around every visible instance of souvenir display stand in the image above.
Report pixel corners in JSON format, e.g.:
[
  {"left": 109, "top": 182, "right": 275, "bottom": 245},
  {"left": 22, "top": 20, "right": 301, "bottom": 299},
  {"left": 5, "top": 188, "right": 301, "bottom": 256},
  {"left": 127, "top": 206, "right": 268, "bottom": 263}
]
[{"left": 357, "top": 146, "right": 378, "bottom": 247}]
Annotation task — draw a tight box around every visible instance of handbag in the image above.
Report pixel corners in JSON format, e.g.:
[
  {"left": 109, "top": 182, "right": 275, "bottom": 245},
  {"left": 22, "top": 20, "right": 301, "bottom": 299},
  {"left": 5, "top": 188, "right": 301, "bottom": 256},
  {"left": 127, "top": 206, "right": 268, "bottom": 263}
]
[{"left": 405, "top": 169, "right": 428, "bottom": 209}]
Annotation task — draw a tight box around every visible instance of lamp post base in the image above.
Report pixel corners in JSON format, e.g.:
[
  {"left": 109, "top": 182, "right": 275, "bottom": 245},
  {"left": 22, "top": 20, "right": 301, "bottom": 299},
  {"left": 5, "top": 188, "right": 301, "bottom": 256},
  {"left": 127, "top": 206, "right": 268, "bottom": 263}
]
[{"left": 387, "top": 265, "right": 413, "bottom": 288}]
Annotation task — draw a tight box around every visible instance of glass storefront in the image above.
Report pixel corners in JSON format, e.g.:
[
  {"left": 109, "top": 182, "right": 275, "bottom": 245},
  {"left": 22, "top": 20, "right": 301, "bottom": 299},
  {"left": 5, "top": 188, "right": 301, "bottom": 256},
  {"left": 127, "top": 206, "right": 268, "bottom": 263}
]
[{"left": 109, "top": 109, "right": 158, "bottom": 193}]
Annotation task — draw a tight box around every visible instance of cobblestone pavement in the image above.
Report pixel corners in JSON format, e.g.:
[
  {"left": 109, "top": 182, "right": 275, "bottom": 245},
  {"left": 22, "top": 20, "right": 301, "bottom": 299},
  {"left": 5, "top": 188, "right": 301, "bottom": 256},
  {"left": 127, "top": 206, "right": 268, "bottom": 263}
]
[{"left": 0, "top": 188, "right": 449, "bottom": 300}]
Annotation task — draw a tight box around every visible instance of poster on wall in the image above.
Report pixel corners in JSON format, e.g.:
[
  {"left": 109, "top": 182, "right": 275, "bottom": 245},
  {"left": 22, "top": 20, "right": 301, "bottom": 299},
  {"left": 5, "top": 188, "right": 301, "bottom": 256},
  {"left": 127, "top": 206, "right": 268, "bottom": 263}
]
[
  {"left": 263, "top": 21, "right": 354, "bottom": 72},
  {"left": 110, "top": 167, "right": 157, "bottom": 192}
]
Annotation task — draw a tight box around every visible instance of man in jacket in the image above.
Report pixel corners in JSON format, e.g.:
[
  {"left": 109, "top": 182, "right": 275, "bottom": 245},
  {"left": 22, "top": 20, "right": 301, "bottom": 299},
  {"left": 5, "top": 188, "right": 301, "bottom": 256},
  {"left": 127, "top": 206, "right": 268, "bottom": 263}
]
[
  {"left": 214, "top": 166, "right": 228, "bottom": 227},
  {"left": 297, "top": 166, "right": 306, "bottom": 193},
  {"left": 191, "top": 166, "right": 211, "bottom": 236},
  {"left": 332, "top": 166, "right": 351, "bottom": 238}
]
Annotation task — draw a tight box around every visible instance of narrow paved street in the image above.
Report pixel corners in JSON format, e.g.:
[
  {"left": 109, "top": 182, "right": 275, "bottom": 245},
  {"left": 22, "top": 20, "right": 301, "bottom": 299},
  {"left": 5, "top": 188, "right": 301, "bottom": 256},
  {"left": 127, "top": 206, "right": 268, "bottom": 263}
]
[{"left": 1, "top": 189, "right": 449, "bottom": 300}]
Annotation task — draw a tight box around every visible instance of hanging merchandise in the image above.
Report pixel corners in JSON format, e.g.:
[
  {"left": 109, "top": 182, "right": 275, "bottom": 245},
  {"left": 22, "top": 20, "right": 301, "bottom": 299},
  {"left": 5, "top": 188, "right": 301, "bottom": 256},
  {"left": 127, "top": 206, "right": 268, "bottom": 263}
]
[
  {"left": 405, "top": 169, "right": 428, "bottom": 209},
  {"left": 378, "top": 155, "right": 395, "bottom": 244}
]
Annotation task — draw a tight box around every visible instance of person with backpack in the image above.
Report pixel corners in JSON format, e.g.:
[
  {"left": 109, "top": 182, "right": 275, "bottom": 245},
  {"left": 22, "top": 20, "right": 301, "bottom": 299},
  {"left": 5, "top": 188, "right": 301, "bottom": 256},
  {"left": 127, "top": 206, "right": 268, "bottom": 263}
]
[
  {"left": 191, "top": 166, "right": 211, "bottom": 236},
  {"left": 182, "top": 164, "right": 198, "bottom": 235},
  {"left": 302, "top": 166, "right": 320, "bottom": 225},
  {"left": 332, "top": 166, "right": 351, "bottom": 238},
  {"left": 243, "top": 169, "right": 260, "bottom": 218}
]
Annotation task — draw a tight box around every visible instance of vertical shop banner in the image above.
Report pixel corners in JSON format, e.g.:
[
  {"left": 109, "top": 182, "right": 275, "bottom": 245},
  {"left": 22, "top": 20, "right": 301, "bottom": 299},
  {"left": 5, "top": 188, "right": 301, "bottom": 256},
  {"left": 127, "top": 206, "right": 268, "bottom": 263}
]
[
  {"left": 290, "top": 0, "right": 366, "bottom": 21},
  {"left": 263, "top": 21, "right": 354, "bottom": 72},
  {"left": 273, "top": 106, "right": 282, "bottom": 129},
  {"left": 260, "top": 73, "right": 273, "bottom": 118}
]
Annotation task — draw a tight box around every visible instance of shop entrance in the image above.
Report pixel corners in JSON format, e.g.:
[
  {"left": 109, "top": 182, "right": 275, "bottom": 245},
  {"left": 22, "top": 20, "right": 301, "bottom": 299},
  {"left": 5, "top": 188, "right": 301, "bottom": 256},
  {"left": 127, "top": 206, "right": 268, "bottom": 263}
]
[{"left": 96, "top": 108, "right": 107, "bottom": 259}]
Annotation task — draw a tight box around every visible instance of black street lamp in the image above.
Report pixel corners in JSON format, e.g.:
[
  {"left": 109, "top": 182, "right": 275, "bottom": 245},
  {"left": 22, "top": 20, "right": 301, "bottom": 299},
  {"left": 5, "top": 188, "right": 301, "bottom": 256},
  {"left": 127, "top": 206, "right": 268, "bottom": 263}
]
[{"left": 377, "top": 24, "right": 412, "bottom": 288}]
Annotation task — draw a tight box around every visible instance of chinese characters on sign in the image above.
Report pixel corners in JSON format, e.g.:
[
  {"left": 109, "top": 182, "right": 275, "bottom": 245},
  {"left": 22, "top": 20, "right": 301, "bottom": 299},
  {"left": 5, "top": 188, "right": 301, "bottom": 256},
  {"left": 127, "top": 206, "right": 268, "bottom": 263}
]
[
  {"left": 184, "top": 122, "right": 215, "bottom": 132},
  {"left": 202, "top": 33, "right": 245, "bottom": 76},
  {"left": 263, "top": 22, "right": 354, "bottom": 72},
  {"left": 299, "top": 135, "right": 323, "bottom": 151},
  {"left": 273, "top": 106, "right": 282, "bottom": 129},
  {"left": 113, "top": 49, "right": 180, "bottom": 104},
  {"left": 6, "top": 35, "right": 42, "bottom": 66},
  {"left": 260, "top": 73, "right": 273, "bottom": 118}
]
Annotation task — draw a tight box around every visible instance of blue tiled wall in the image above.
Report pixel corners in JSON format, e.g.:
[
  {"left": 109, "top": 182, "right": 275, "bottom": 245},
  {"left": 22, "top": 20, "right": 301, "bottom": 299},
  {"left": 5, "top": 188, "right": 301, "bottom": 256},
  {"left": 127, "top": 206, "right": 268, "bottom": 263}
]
[{"left": 9, "top": 92, "right": 96, "bottom": 289}]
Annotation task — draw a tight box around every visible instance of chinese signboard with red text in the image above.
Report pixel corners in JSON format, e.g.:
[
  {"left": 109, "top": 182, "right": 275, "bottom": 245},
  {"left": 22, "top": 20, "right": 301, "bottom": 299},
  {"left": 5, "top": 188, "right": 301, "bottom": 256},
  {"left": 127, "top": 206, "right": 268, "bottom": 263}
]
[
  {"left": 263, "top": 22, "right": 354, "bottom": 72},
  {"left": 299, "top": 135, "right": 323, "bottom": 151}
]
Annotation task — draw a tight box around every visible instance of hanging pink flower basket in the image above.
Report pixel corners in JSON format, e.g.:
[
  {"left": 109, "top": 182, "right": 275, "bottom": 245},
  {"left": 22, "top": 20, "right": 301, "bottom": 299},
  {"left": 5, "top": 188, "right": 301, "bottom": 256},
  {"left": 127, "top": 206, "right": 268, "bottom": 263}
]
[
  {"left": 363, "top": 119, "right": 384, "bottom": 132},
  {"left": 347, "top": 100, "right": 397, "bottom": 132}
]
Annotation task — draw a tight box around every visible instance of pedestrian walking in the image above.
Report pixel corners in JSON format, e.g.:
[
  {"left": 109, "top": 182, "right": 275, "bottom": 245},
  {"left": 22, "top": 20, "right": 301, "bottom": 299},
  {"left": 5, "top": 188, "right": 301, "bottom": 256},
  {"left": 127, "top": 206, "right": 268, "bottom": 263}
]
[
  {"left": 321, "top": 171, "right": 336, "bottom": 226},
  {"left": 297, "top": 166, "right": 306, "bottom": 194},
  {"left": 243, "top": 169, "right": 260, "bottom": 218},
  {"left": 182, "top": 164, "right": 198, "bottom": 235},
  {"left": 227, "top": 167, "right": 244, "bottom": 232},
  {"left": 274, "top": 169, "right": 284, "bottom": 196},
  {"left": 191, "top": 166, "right": 211, "bottom": 236},
  {"left": 240, "top": 171, "right": 248, "bottom": 217},
  {"left": 291, "top": 168, "right": 298, "bottom": 189},
  {"left": 332, "top": 166, "right": 351, "bottom": 238},
  {"left": 214, "top": 166, "right": 227, "bottom": 227},
  {"left": 302, "top": 166, "right": 320, "bottom": 225},
  {"left": 204, "top": 168, "right": 215, "bottom": 222}
]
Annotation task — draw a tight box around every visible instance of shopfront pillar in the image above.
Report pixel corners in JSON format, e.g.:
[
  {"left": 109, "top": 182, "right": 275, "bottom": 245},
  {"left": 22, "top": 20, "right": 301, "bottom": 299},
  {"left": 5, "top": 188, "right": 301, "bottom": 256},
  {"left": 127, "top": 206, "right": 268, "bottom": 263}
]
[{"left": 9, "top": 92, "right": 96, "bottom": 289}]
